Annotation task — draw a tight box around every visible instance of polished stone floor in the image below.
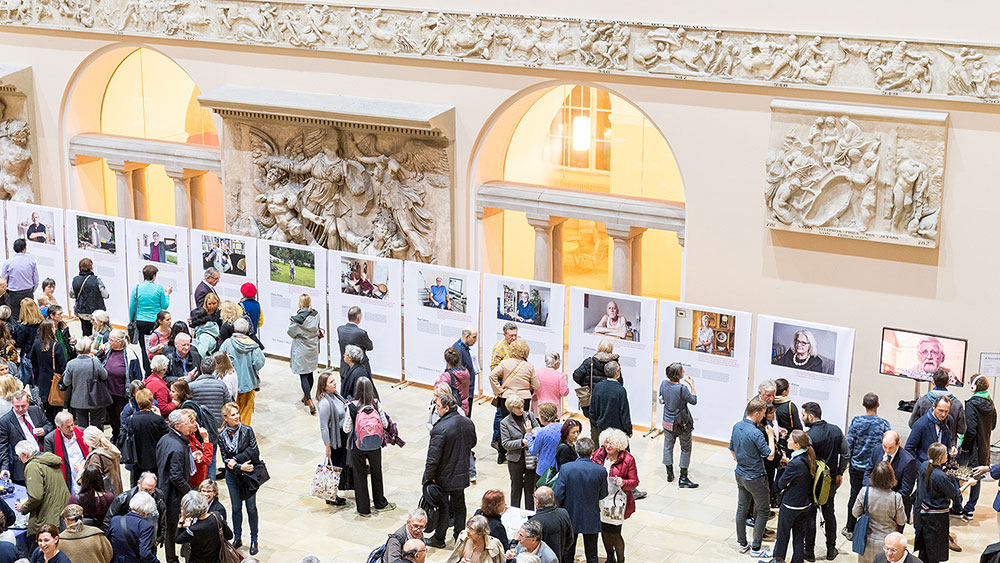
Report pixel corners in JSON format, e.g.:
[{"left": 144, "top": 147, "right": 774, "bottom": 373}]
[{"left": 213, "top": 357, "right": 999, "bottom": 563}]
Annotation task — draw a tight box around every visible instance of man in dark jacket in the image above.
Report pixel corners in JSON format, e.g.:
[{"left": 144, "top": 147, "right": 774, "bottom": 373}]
[
  {"left": 193, "top": 268, "right": 219, "bottom": 309},
  {"left": 130, "top": 389, "right": 169, "bottom": 487},
  {"left": 571, "top": 344, "right": 620, "bottom": 419},
  {"left": 156, "top": 409, "right": 195, "bottom": 563},
  {"left": 863, "top": 430, "right": 917, "bottom": 526},
  {"left": 0, "top": 390, "right": 51, "bottom": 484},
  {"left": 422, "top": 393, "right": 476, "bottom": 548},
  {"left": 164, "top": 333, "right": 202, "bottom": 385},
  {"left": 103, "top": 471, "right": 167, "bottom": 546},
  {"left": 802, "top": 401, "right": 849, "bottom": 561},
  {"left": 907, "top": 369, "right": 966, "bottom": 438},
  {"left": 452, "top": 327, "right": 478, "bottom": 411},
  {"left": 530, "top": 486, "right": 574, "bottom": 563},
  {"left": 905, "top": 395, "right": 954, "bottom": 463},
  {"left": 553, "top": 438, "right": 607, "bottom": 563},
  {"left": 958, "top": 374, "right": 995, "bottom": 518},
  {"left": 588, "top": 361, "right": 631, "bottom": 438},
  {"left": 338, "top": 306, "right": 373, "bottom": 375}
]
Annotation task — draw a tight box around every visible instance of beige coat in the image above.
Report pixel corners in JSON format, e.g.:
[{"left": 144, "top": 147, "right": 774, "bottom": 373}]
[
  {"left": 489, "top": 358, "right": 539, "bottom": 400},
  {"left": 59, "top": 523, "right": 114, "bottom": 563},
  {"left": 446, "top": 530, "right": 505, "bottom": 563},
  {"left": 851, "top": 486, "right": 906, "bottom": 563},
  {"left": 85, "top": 449, "right": 124, "bottom": 495}
]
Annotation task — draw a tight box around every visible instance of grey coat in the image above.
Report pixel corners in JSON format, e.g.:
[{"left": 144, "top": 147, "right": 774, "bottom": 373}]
[
  {"left": 60, "top": 354, "right": 111, "bottom": 409},
  {"left": 500, "top": 412, "right": 539, "bottom": 463},
  {"left": 318, "top": 392, "right": 348, "bottom": 450},
  {"left": 287, "top": 308, "right": 320, "bottom": 375}
]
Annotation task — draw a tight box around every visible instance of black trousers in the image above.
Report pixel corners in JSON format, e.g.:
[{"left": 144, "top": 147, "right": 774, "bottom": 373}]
[
  {"left": 107, "top": 395, "right": 127, "bottom": 444},
  {"left": 805, "top": 488, "right": 837, "bottom": 555},
  {"left": 351, "top": 448, "right": 387, "bottom": 515},
  {"left": 432, "top": 488, "right": 466, "bottom": 542},
  {"left": 507, "top": 456, "right": 535, "bottom": 510},
  {"left": 844, "top": 465, "right": 866, "bottom": 530},
  {"left": 7, "top": 289, "right": 31, "bottom": 321},
  {"left": 135, "top": 320, "right": 157, "bottom": 375},
  {"left": 299, "top": 373, "right": 314, "bottom": 400},
  {"left": 79, "top": 318, "right": 93, "bottom": 337},
  {"left": 74, "top": 407, "right": 104, "bottom": 429},
  {"left": 164, "top": 501, "right": 180, "bottom": 563},
  {"left": 773, "top": 505, "right": 810, "bottom": 563},
  {"left": 570, "top": 532, "right": 599, "bottom": 563}
]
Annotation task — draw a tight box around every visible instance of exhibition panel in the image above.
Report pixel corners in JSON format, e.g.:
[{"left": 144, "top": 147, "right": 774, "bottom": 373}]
[
  {"left": 5, "top": 202, "right": 67, "bottom": 308},
  {"left": 125, "top": 219, "right": 191, "bottom": 324},
  {"left": 256, "top": 238, "right": 328, "bottom": 361},
  {"left": 190, "top": 228, "right": 259, "bottom": 305},
  {"left": 65, "top": 210, "right": 127, "bottom": 322}
]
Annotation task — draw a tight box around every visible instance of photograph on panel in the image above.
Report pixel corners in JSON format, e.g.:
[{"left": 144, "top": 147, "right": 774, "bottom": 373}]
[
  {"left": 201, "top": 234, "right": 248, "bottom": 276},
  {"left": 15, "top": 209, "right": 56, "bottom": 245},
  {"left": 341, "top": 256, "right": 390, "bottom": 299},
  {"left": 582, "top": 293, "right": 642, "bottom": 342},
  {"left": 495, "top": 281, "right": 551, "bottom": 327},
  {"left": 75, "top": 215, "right": 116, "bottom": 254},
  {"left": 880, "top": 328, "right": 966, "bottom": 386},
  {"left": 674, "top": 308, "right": 736, "bottom": 357},
  {"left": 136, "top": 229, "right": 178, "bottom": 265},
  {"left": 415, "top": 267, "right": 467, "bottom": 313},
  {"left": 268, "top": 245, "right": 315, "bottom": 288},
  {"left": 770, "top": 322, "right": 837, "bottom": 374}
]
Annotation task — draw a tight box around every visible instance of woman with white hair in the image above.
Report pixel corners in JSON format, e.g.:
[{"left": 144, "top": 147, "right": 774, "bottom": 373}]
[
  {"left": 287, "top": 294, "right": 321, "bottom": 415},
  {"left": 499, "top": 395, "right": 540, "bottom": 510},
  {"left": 145, "top": 354, "right": 177, "bottom": 418},
  {"left": 89, "top": 309, "right": 111, "bottom": 355},
  {"left": 591, "top": 428, "right": 640, "bottom": 563},
  {"left": 83, "top": 425, "right": 123, "bottom": 495},
  {"left": 340, "top": 344, "right": 371, "bottom": 401},
  {"left": 531, "top": 351, "right": 568, "bottom": 418},
  {"left": 99, "top": 328, "right": 142, "bottom": 444},
  {"left": 106, "top": 491, "right": 158, "bottom": 562},
  {"left": 446, "top": 515, "right": 504, "bottom": 563},
  {"left": 59, "top": 336, "right": 111, "bottom": 428},
  {"left": 176, "top": 489, "right": 234, "bottom": 562},
  {"left": 772, "top": 329, "right": 824, "bottom": 373}
]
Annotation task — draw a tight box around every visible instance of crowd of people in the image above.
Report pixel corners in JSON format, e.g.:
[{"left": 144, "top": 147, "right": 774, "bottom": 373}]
[{"left": 0, "top": 234, "right": 996, "bottom": 563}]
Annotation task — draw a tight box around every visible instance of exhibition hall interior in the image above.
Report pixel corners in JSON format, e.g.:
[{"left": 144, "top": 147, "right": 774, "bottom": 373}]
[{"left": 3, "top": 1, "right": 1000, "bottom": 562}]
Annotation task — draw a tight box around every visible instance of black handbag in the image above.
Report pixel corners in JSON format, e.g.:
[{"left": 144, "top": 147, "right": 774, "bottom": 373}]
[
  {"left": 126, "top": 287, "right": 140, "bottom": 344},
  {"left": 672, "top": 403, "right": 694, "bottom": 436}
]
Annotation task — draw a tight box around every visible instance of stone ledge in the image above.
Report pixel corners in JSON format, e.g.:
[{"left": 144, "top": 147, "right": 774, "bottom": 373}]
[{"left": 68, "top": 133, "right": 222, "bottom": 174}]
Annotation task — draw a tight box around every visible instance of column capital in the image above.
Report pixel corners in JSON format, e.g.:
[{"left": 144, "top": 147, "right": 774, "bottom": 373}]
[
  {"left": 676, "top": 230, "right": 686, "bottom": 247},
  {"left": 526, "top": 213, "right": 567, "bottom": 230},
  {"left": 605, "top": 224, "right": 645, "bottom": 241},
  {"left": 104, "top": 159, "right": 147, "bottom": 173},
  {"left": 163, "top": 166, "right": 205, "bottom": 181}
]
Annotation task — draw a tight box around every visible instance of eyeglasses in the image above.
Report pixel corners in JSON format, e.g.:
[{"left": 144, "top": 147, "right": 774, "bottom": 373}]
[{"left": 917, "top": 349, "right": 944, "bottom": 358}]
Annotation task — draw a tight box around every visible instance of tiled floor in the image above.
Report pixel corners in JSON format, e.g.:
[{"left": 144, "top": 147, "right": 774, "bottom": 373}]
[{"left": 222, "top": 358, "right": 1000, "bottom": 562}]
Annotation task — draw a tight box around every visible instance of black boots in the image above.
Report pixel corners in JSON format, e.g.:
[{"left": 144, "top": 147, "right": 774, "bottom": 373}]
[
  {"left": 665, "top": 465, "right": 675, "bottom": 482},
  {"left": 678, "top": 468, "right": 699, "bottom": 489}
]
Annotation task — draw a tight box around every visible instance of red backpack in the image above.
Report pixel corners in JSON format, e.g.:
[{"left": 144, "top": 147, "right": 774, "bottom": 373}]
[{"left": 353, "top": 403, "right": 384, "bottom": 451}]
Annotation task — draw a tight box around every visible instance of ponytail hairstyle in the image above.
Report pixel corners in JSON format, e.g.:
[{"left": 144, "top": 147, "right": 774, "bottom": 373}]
[
  {"left": 925, "top": 442, "right": 947, "bottom": 487},
  {"left": 789, "top": 429, "right": 816, "bottom": 478}
]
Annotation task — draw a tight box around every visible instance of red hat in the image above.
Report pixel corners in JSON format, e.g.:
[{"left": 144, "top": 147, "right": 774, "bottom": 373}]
[{"left": 240, "top": 282, "right": 257, "bottom": 298}]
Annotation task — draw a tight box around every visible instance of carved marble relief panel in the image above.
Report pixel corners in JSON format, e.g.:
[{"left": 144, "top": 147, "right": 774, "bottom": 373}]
[
  {"left": 218, "top": 114, "right": 451, "bottom": 263},
  {"left": 0, "top": 66, "right": 35, "bottom": 202},
  {"left": 765, "top": 100, "right": 947, "bottom": 248}
]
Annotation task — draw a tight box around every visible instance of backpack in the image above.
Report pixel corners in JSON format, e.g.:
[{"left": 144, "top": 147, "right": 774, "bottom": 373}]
[
  {"left": 366, "top": 542, "right": 387, "bottom": 563},
  {"left": 445, "top": 368, "right": 463, "bottom": 406},
  {"left": 353, "top": 403, "right": 384, "bottom": 451},
  {"left": 812, "top": 459, "right": 832, "bottom": 505},
  {"left": 182, "top": 399, "right": 221, "bottom": 444}
]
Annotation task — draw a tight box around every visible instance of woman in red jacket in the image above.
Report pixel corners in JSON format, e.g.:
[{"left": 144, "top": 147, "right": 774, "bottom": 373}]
[{"left": 592, "top": 428, "right": 639, "bottom": 563}]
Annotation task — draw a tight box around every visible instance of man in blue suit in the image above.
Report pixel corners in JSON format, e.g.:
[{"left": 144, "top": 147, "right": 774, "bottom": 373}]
[
  {"left": 553, "top": 437, "right": 607, "bottom": 563},
  {"left": 106, "top": 491, "right": 159, "bottom": 563},
  {"left": 864, "top": 430, "right": 917, "bottom": 527}
]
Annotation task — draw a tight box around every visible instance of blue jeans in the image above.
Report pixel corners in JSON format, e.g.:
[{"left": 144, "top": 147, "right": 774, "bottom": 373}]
[
  {"left": 206, "top": 443, "right": 218, "bottom": 481},
  {"left": 225, "top": 470, "right": 258, "bottom": 542},
  {"left": 964, "top": 479, "right": 982, "bottom": 513}
]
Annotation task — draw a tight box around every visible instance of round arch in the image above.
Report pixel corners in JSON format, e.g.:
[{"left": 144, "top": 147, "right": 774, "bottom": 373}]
[{"left": 466, "top": 79, "right": 687, "bottom": 300}]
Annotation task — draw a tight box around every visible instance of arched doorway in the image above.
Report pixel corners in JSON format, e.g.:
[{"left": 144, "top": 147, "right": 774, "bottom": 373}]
[
  {"left": 472, "top": 83, "right": 685, "bottom": 300},
  {"left": 61, "top": 45, "right": 223, "bottom": 228}
]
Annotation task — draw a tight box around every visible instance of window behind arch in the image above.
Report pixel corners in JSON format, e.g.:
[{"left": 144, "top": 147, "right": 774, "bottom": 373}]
[{"left": 548, "top": 86, "right": 612, "bottom": 172}]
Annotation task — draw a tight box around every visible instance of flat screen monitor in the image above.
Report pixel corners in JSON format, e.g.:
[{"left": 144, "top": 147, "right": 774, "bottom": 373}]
[
  {"left": 448, "top": 276, "right": 463, "bottom": 294},
  {"left": 880, "top": 327, "right": 968, "bottom": 386}
]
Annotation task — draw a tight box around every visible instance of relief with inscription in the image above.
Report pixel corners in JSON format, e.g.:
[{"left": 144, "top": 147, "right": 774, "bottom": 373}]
[{"left": 765, "top": 100, "right": 947, "bottom": 248}]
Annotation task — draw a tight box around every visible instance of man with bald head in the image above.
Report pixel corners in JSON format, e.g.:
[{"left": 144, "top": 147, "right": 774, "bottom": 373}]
[
  {"left": 392, "top": 539, "right": 426, "bottom": 563},
  {"left": 874, "top": 532, "right": 919, "bottom": 563},
  {"left": 864, "top": 430, "right": 916, "bottom": 525}
]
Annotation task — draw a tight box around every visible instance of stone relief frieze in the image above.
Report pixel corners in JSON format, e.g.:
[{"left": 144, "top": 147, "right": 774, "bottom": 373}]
[
  {"left": 8, "top": 2, "right": 1000, "bottom": 104},
  {"left": 765, "top": 100, "right": 947, "bottom": 248},
  {"left": 220, "top": 117, "right": 450, "bottom": 262},
  {"left": 0, "top": 66, "right": 34, "bottom": 203}
]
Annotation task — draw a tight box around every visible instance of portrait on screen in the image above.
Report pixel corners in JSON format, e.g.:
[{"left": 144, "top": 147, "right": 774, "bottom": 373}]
[{"left": 880, "top": 328, "right": 967, "bottom": 386}]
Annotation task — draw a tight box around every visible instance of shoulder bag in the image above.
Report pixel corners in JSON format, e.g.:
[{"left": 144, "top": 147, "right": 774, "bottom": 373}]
[
  {"left": 491, "top": 360, "right": 525, "bottom": 408},
  {"left": 213, "top": 513, "right": 242, "bottom": 563},
  {"left": 575, "top": 359, "right": 595, "bottom": 408},
  {"left": 851, "top": 486, "right": 870, "bottom": 555},
  {"left": 48, "top": 347, "right": 65, "bottom": 407},
  {"left": 127, "top": 286, "right": 140, "bottom": 344}
]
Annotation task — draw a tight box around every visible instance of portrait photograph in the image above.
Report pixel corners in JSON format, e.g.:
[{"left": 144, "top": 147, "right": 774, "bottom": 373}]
[
  {"left": 137, "top": 230, "right": 178, "bottom": 265},
  {"left": 582, "top": 293, "right": 642, "bottom": 342},
  {"left": 416, "top": 268, "right": 467, "bottom": 313},
  {"left": 673, "top": 307, "right": 736, "bottom": 358},
  {"left": 341, "top": 256, "right": 390, "bottom": 300},
  {"left": 880, "top": 328, "right": 967, "bottom": 386},
  {"left": 75, "top": 215, "right": 116, "bottom": 255},
  {"left": 202, "top": 234, "right": 248, "bottom": 276},
  {"left": 770, "top": 322, "right": 837, "bottom": 374},
  {"left": 495, "top": 281, "right": 550, "bottom": 327},
  {"left": 16, "top": 208, "right": 56, "bottom": 245},
  {"left": 268, "top": 245, "right": 316, "bottom": 288}
]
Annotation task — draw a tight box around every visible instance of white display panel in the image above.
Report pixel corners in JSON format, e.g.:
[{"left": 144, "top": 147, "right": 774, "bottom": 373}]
[
  {"left": 256, "top": 239, "right": 327, "bottom": 361},
  {"left": 4, "top": 202, "right": 67, "bottom": 308},
  {"left": 0, "top": 201, "right": 7, "bottom": 263},
  {"left": 189, "top": 229, "right": 258, "bottom": 306},
  {"left": 482, "top": 273, "right": 565, "bottom": 374},
  {"left": 656, "top": 300, "right": 753, "bottom": 442},
  {"left": 328, "top": 250, "right": 403, "bottom": 380},
  {"left": 754, "top": 314, "right": 856, "bottom": 428},
  {"left": 65, "top": 211, "right": 128, "bottom": 322},
  {"left": 567, "top": 287, "right": 657, "bottom": 426},
  {"left": 125, "top": 220, "right": 191, "bottom": 325},
  {"left": 403, "top": 262, "right": 481, "bottom": 386}
]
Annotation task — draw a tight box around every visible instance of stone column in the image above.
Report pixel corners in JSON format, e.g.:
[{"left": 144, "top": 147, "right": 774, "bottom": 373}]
[
  {"left": 104, "top": 159, "right": 147, "bottom": 220},
  {"left": 189, "top": 174, "right": 207, "bottom": 229},
  {"left": 605, "top": 224, "right": 646, "bottom": 294},
  {"left": 552, "top": 221, "right": 565, "bottom": 284},
  {"left": 524, "top": 214, "right": 566, "bottom": 282},
  {"left": 164, "top": 167, "right": 201, "bottom": 227}
]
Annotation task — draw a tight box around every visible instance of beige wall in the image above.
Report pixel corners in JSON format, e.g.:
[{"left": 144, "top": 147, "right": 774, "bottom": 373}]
[{"left": 3, "top": 9, "right": 998, "bottom": 426}]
